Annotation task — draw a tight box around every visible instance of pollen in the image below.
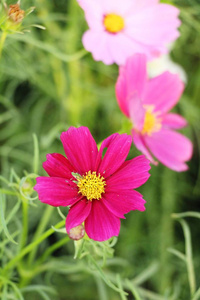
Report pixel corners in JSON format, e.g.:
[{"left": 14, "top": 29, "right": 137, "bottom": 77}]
[
  {"left": 77, "top": 171, "right": 106, "bottom": 201},
  {"left": 104, "top": 14, "right": 125, "bottom": 34},
  {"left": 142, "top": 106, "right": 162, "bottom": 135}
]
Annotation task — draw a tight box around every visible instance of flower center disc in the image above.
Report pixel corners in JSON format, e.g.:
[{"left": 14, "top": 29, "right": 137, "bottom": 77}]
[
  {"left": 104, "top": 14, "right": 125, "bottom": 33},
  {"left": 77, "top": 171, "right": 106, "bottom": 201},
  {"left": 142, "top": 107, "right": 162, "bottom": 135}
]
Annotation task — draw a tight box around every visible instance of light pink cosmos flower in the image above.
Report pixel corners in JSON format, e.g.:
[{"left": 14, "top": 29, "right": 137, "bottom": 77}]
[
  {"left": 34, "top": 127, "right": 150, "bottom": 242},
  {"left": 77, "top": 0, "right": 181, "bottom": 65},
  {"left": 116, "top": 54, "right": 193, "bottom": 172}
]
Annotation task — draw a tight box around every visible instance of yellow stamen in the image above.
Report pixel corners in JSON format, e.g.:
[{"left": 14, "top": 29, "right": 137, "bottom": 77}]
[
  {"left": 77, "top": 171, "right": 106, "bottom": 201},
  {"left": 142, "top": 106, "right": 162, "bottom": 135},
  {"left": 104, "top": 14, "right": 125, "bottom": 33}
]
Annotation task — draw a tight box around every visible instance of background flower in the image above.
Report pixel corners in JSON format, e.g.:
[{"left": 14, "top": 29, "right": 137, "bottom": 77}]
[
  {"left": 77, "top": 0, "right": 181, "bottom": 65},
  {"left": 34, "top": 126, "right": 150, "bottom": 241},
  {"left": 116, "top": 54, "right": 193, "bottom": 171}
]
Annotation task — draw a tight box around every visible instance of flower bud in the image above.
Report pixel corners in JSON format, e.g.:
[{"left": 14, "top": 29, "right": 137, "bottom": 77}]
[
  {"left": 69, "top": 224, "right": 85, "bottom": 241},
  {"left": 8, "top": 4, "right": 25, "bottom": 24}
]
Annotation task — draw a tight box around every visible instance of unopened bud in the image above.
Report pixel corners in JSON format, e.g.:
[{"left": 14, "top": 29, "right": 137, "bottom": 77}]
[
  {"left": 69, "top": 224, "right": 85, "bottom": 241},
  {"left": 8, "top": 4, "right": 25, "bottom": 24}
]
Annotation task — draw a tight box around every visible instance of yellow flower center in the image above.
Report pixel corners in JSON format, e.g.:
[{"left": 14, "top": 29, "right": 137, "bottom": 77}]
[
  {"left": 77, "top": 171, "right": 106, "bottom": 201},
  {"left": 142, "top": 106, "right": 162, "bottom": 136},
  {"left": 104, "top": 14, "right": 125, "bottom": 33}
]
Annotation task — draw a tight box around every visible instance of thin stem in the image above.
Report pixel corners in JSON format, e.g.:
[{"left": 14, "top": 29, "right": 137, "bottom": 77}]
[
  {"left": 2, "top": 219, "right": 65, "bottom": 274},
  {"left": 0, "top": 32, "right": 7, "bottom": 58},
  {"left": 28, "top": 206, "right": 54, "bottom": 266},
  {"left": 19, "top": 199, "right": 28, "bottom": 250}
]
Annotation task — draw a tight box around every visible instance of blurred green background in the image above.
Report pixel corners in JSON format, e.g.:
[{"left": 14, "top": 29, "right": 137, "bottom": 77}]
[{"left": 0, "top": 0, "right": 200, "bottom": 299}]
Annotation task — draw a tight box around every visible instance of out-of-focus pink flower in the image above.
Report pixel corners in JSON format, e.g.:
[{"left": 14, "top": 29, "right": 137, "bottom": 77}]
[
  {"left": 77, "top": 0, "right": 181, "bottom": 65},
  {"left": 116, "top": 54, "right": 193, "bottom": 172},
  {"left": 34, "top": 127, "right": 150, "bottom": 241}
]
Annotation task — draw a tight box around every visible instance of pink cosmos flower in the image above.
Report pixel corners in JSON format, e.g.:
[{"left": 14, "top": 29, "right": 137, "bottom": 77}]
[
  {"left": 116, "top": 54, "right": 193, "bottom": 172},
  {"left": 77, "top": 0, "right": 181, "bottom": 65},
  {"left": 34, "top": 126, "right": 150, "bottom": 241}
]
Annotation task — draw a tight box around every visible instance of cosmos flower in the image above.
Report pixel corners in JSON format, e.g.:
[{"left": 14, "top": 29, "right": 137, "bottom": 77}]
[
  {"left": 116, "top": 54, "right": 193, "bottom": 172},
  {"left": 77, "top": 0, "right": 181, "bottom": 65},
  {"left": 34, "top": 126, "right": 150, "bottom": 241}
]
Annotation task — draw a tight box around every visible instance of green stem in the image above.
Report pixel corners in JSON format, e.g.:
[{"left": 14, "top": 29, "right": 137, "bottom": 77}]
[
  {"left": 2, "top": 219, "right": 65, "bottom": 274},
  {"left": 28, "top": 206, "right": 54, "bottom": 266},
  {"left": 0, "top": 32, "right": 7, "bottom": 58},
  {"left": 20, "top": 200, "right": 28, "bottom": 250}
]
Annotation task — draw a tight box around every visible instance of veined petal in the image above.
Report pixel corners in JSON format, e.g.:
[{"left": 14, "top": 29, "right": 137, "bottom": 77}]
[
  {"left": 143, "top": 71, "right": 184, "bottom": 113},
  {"left": 61, "top": 126, "right": 98, "bottom": 175},
  {"left": 144, "top": 129, "right": 193, "bottom": 171},
  {"left": 103, "top": 190, "right": 146, "bottom": 219},
  {"left": 34, "top": 177, "right": 80, "bottom": 207},
  {"left": 106, "top": 155, "right": 150, "bottom": 189},
  {"left": 43, "top": 153, "right": 75, "bottom": 179},
  {"left": 162, "top": 113, "right": 188, "bottom": 129},
  {"left": 98, "top": 134, "right": 132, "bottom": 178},
  {"left": 85, "top": 200, "right": 120, "bottom": 241},
  {"left": 66, "top": 199, "right": 92, "bottom": 233}
]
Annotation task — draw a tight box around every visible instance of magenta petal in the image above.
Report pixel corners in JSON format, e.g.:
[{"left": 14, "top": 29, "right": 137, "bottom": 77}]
[
  {"left": 144, "top": 129, "right": 193, "bottom": 171},
  {"left": 143, "top": 71, "right": 184, "bottom": 113},
  {"left": 61, "top": 127, "right": 98, "bottom": 175},
  {"left": 43, "top": 153, "right": 75, "bottom": 179},
  {"left": 66, "top": 199, "right": 92, "bottom": 233},
  {"left": 106, "top": 155, "right": 150, "bottom": 189},
  {"left": 128, "top": 92, "right": 145, "bottom": 131},
  {"left": 103, "top": 190, "right": 146, "bottom": 219},
  {"left": 98, "top": 134, "right": 132, "bottom": 178},
  {"left": 162, "top": 113, "right": 188, "bottom": 129},
  {"left": 132, "top": 130, "right": 156, "bottom": 164},
  {"left": 34, "top": 177, "right": 80, "bottom": 207},
  {"left": 116, "top": 54, "right": 147, "bottom": 117},
  {"left": 85, "top": 200, "right": 120, "bottom": 241}
]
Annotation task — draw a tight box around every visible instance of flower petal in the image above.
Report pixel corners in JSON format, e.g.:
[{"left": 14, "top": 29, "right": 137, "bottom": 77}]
[
  {"left": 85, "top": 200, "right": 120, "bottom": 241},
  {"left": 98, "top": 134, "right": 132, "bottom": 178},
  {"left": 143, "top": 71, "right": 184, "bottom": 113},
  {"left": 116, "top": 54, "right": 147, "bottom": 117},
  {"left": 77, "top": 0, "right": 103, "bottom": 30},
  {"left": 34, "top": 177, "right": 80, "bottom": 207},
  {"left": 106, "top": 155, "right": 150, "bottom": 190},
  {"left": 60, "top": 126, "right": 98, "bottom": 175},
  {"left": 126, "top": 5, "right": 180, "bottom": 46},
  {"left": 128, "top": 92, "right": 145, "bottom": 131},
  {"left": 66, "top": 199, "right": 92, "bottom": 233},
  {"left": 144, "top": 129, "right": 193, "bottom": 171},
  {"left": 162, "top": 113, "right": 188, "bottom": 129},
  {"left": 43, "top": 153, "right": 75, "bottom": 179},
  {"left": 102, "top": 190, "right": 146, "bottom": 219},
  {"left": 132, "top": 130, "right": 156, "bottom": 164}
]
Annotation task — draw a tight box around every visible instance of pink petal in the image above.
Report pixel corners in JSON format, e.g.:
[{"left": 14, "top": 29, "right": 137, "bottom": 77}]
[
  {"left": 132, "top": 129, "right": 156, "bottom": 164},
  {"left": 143, "top": 71, "right": 184, "bottom": 113},
  {"left": 102, "top": 190, "right": 146, "bottom": 219},
  {"left": 60, "top": 127, "right": 98, "bottom": 175},
  {"left": 95, "top": 133, "right": 119, "bottom": 169},
  {"left": 144, "top": 129, "right": 193, "bottom": 172},
  {"left": 162, "top": 113, "right": 188, "bottom": 129},
  {"left": 34, "top": 177, "right": 80, "bottom": 207},
  {"left": 116, "top": 54, "right": 147, "bottom": 117},
  {"left": 66, "top": 199, "right": 92, "bottom": 232},
  {"left": 43, "top": 153, "right": 75, "bottom": 179},
  {"left": 101, "top": 0, "right": 134, "bottom": 15},
  {"left": 106, "top": 155, "right": 150, "bottom": 190},
  {"left": 98, "top": 134, "right": 132, "bottom": 178},
  {"left": 85, "top": 200, "right": 120, "bottom": 241},
  {"left": 77, "top": 0, "right": 103, "bottom": 30},
  {"left": 83, "top": 30, "right": 114, "bottom": 65},
  {"left": 126, "top": 5, "right": 180, "bottom": 46},
  {"left": 128, "top": 92, "right": 145, "bottom": 131}
]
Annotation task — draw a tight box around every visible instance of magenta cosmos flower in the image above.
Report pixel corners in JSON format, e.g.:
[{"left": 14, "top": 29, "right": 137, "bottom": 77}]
[
  {"left": 116, "top": 54, "right": 193, "bottom": 172},
  {"left": 34, "top": 127, "right": 150, "bottom": 241},
  {"left": 77, "top": 0, "right": 181, "bottom": 65}
]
